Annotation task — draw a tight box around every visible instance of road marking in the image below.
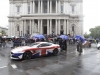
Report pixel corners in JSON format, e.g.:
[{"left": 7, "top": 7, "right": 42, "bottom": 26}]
[
  {"left": 11, "top": 64, "right": 17, "bottom": 69},
  {"left": 0, "top": 66, "right": 7, "bottom": 69}
]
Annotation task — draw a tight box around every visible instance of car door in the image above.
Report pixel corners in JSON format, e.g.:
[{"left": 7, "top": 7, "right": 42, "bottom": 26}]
[{"left": 38, "top": 43, "right": 51, "bottom": 56}]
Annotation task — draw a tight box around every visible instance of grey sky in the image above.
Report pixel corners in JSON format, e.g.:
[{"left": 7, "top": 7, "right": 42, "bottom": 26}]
[
  {"left": 83, "top": 0, "right": 100, "bottom": 33},
  {"left": 0, "top": 0, "right": 9, "bottom": 28}
]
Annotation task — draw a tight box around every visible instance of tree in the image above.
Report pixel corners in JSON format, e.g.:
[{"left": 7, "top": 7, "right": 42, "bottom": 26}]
[
  {"left": 0, "top": 30, "right": 6, "bottom": 36},
  {"left": 89, "top": 26, "right": 100, "bottom": 38},
  {"left": 84, "top": 32, "right": 90, "bottom": 38}
]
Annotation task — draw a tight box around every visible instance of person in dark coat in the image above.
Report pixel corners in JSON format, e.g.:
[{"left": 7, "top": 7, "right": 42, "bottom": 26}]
[
  {"left": 76, "top": 38, "right": 83, "bottom": 54},
  {"left": 59, "top": 38, "right": 63, "bottom": 50},
  {"left": 63, "top": 39, "right": 67, "bottom": 51}
]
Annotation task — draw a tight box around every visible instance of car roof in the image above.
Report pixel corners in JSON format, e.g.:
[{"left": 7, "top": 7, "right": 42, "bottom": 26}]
[{"left": 36, "top": 42, "right": 52, "bottom": 44}]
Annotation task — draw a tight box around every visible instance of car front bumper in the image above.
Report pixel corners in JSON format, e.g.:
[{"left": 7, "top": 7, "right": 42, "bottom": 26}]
[{"left": 10, "top": 52, "right": 23, "bottom": 60}]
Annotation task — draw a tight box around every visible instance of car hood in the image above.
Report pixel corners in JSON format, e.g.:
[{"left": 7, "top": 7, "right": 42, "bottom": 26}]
[{"left": 11, "top": 46, "right": 36, "bottom": 53}]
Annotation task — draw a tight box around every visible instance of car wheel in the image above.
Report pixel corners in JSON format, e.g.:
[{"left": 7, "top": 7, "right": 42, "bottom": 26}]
[
  {"left": 53, "top": 49, "right": 59, "bottom": 56},
  {"left": 98, "top": 47, "right": 99, "bottom": 50},
  {"left": 23, "top": 51, "right": 32, "bottom": 60}
]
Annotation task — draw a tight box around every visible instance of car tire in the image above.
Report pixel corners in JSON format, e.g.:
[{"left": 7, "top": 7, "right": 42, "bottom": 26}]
[
  {"left": 53, "top": 49, "right": 59, "bottom": 56},
  {"left": 98, "top": 47, "right": 99, "bottom": 50},
  {"left": 23, "top": 51, "right": 32, "bottom": 60}
]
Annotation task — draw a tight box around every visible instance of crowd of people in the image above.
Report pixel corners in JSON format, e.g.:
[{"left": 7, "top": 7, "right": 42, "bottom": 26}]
[
  {"left": 0, "top": 34, "right": 76, "bottom": 49},
  {"left": 0, "top": 34, "right": 95, "bottom": 55}
]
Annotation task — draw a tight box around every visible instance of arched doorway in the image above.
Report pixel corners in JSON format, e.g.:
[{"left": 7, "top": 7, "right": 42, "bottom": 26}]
[
  {"left": 71, "top": 24, "right": 76, "bottom": 36},
  {"left": 43, "top": 19, "right": 47, "bottom": 34}
]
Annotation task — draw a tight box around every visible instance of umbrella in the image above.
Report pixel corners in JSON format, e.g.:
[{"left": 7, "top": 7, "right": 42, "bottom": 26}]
[
  {"left": 75, "top": 35, "right": 85, "bottom": 43},
  {"left": 39, "top": 34, "right": 45, "bottom": 39},
  {"left": 60, "top": 35, "right": 69, "bottom": 40},
  {"left": 33, "top": 34, "right": 45, "bottom": 39}
]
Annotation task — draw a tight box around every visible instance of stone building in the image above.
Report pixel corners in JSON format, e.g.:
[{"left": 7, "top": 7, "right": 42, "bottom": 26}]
[{"left": 8, "top": 0, "right": 83, "bottom": 37}]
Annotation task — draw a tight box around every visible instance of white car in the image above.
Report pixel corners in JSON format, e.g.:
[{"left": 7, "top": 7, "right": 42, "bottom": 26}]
[
  {"left": 97, "top": 42, "right": 100, "bottom": 49},
  {"left": 10, "top": 42, "right": 61, "bottom": 60}
]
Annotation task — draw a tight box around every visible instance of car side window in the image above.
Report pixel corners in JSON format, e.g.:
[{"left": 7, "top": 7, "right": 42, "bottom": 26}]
[{"left": 39, "top": 43, "right": 52, "bottom": 47}]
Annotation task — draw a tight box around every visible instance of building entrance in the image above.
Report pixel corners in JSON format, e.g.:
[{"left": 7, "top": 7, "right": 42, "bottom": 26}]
[{"left": 43, "top": 26, "right": 47, "bottom": 34}]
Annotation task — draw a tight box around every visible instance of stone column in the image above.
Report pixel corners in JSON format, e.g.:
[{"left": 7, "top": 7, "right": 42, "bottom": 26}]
[
  {"left": 19, "top": 25, "right": 21, "bottom": 36},
  {"left": 21, "top": 20, "right": 24, "bottom": 36},
  {"left": 38, "top": 0, "right": 40, "bottom": 13},
  {"left": 8, "top": 22, "right": 11, "bottom": 36},
  {"left": 47, "top": 0, "right": 49, "bottom": 13},
  {"left": 23, "top": 20, "right": 26, "bottom": 36},
  {"left": 24, "top": 20, "right": 27, "bottom": 34},
  {"left": 56, "top": 0, "right": 58, "bottom": 13},
  {"left": 50, "top": 19, "right": 52, "bottom": 34},
  {"left": 30, "top": 1, "right": 33, "bottom": 13},
  {"left": 30, "top": 20, "right": 32, "bottom": 35},
  {"left": 50, "top": 0, "right": 52, "bottom": 13},
  {"left": 47, "top": 19, "right": 49, "bottom": 35},
  {"left": 58, "top": 0, "right": 60, "bottom": 13},
  {"left": 58, "top": 19, "right": 60, "bottom": 34},
  {"left": 38, "top": 19, "right": 40, "bottom": 33},
  {"left": 67, "top": 20, "right": 69, "bottom": 34},
  {"left": 32, "top": 19, "right": 34, "bottom": 34},
  {"left": 10, "top": 22, "right": 12, "bottom": 36},
  {"left": 55, "top": 19, "right": 58, "bottom": 35},
  {"left": 12, "top": 22, "right": 14, "bottom": 36},
  {"left": 20, "top": 20, "right": 23, "bottom": 36},
  {"left": 41, "top": 0, "right": 43, "bottom": 13},
  {"left": 64, "top": 19, "right": 66, "bottom": 34},
  {"left": 33, "top": 0, "right": 35, "bottom": 13},
  {"left": 26, "top": 3, "right": 28, "bottom": 14},
  {"left": 40, "top": 19, "right": 43, "bottom": 34}
]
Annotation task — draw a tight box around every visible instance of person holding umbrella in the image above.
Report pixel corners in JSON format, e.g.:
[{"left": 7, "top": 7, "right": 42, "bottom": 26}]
[
  {"left": 60, "top": 35, "right": 68, "bottom": 52},
  {"left": 75, "top": 35, "right": 84, "bottom": 54}
]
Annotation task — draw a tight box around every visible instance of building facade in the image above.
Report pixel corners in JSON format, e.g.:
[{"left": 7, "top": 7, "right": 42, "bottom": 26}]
[{"left": 8, "top": 0, "right": 83, "bottom": 37}]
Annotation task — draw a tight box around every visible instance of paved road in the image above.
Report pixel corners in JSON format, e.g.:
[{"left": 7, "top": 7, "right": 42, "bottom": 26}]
[{"left": 0, "top": 43, "right": 100, "bottom": 75}]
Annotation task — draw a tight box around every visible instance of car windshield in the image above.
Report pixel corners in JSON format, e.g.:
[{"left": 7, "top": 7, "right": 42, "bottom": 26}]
[{"left": 29, "top": 42, "right": 39, "bottom": 47}]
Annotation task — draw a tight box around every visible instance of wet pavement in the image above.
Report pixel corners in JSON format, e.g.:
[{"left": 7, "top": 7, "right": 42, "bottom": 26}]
[{"left": 0, "top": 43, "right": 100, "bottom": 75}]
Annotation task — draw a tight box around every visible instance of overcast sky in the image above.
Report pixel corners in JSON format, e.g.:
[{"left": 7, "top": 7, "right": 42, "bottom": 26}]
[
  {"left": 0, "top": 0, "right": 100, "bottom": 34},
  {"left": 83, "top": 0, "right": 100, "bottom": 33}
]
